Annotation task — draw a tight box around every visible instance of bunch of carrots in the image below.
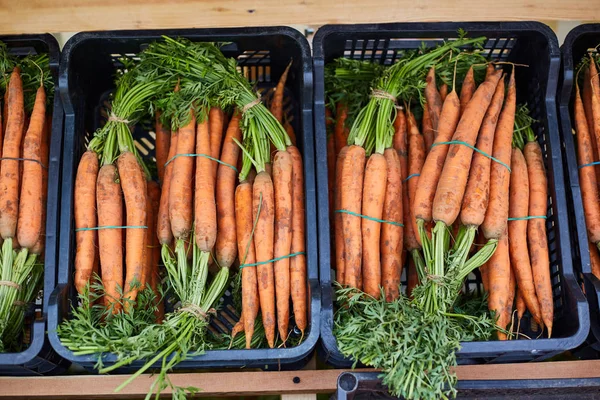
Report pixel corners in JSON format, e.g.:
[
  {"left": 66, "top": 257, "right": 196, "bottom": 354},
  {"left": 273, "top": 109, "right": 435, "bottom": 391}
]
[
  {"left": 0, "top": 44, "right": 53, "bottom": 352},
  {"left": 61, "top": 37, "right": 307, "bottom": 397},
  {"left": 572, "top": 52, "right": 600, "bottom": 283},
  {"left": 328, "top": 33, "right": 554, "bottom": 400}
]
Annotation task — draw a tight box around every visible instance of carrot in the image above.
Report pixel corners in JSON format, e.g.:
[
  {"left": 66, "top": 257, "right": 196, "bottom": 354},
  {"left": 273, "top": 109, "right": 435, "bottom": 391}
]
[
  {"left": 590, "top": 59, "right": 600, "bottom": 184},
  {"left": 327, "top": 131, "right": 336, "bottom": 221},
  {"left": 432, "top": 70, "right": 502, "bottom": 226},
  {"left": 515, "top": 288, "right": 526, "bottom": 323},
  {"left": 406, "top": 111, "right": 426, "bottom": 248},
  {"left": 335, "top": 103, "right": 349, "bottom": 155},
  {"left": 362, "top": 152, "right": 387, "bottom": 299},
  {"left": 590, "top": 241, "right": 600, "bottom": 280},
  {"left": 118, "top": 151, "right": 148, "bottom": 305},
  {"left": 273, "top": 150, "right": 293, "bottom": 342},
  {"left": 459, "top": 66, "right": 476, "bottom": 117},
  {"left": 253, "top": 171, "right": 276, "bottom": 347},
  {"left": 424, "top": 67, "right": 443, "bottom": 131},
  {"left": 169, "top": 113, "right": 196, "bottom": 240},
  {"left": 506, "top": 262, "right": 516, "bottom": 329},
  {"left": 439, "top": 83, "right": 448, "bottom": 103},
  {"left": 0, "top": 67, "right": 24, "bottom": 240},
  {"left": 575, "top": 84, "right": 600, "bottom": 244},
  {"left": 236, "top": 180, "right": 260, "bottom": 349},
  {"left": 74, "top": 151, "right": 99, "bottom": 295},
  {"left": 288, "top": 145, "right": 307, "bottom": 334},
  {"left": 422, "top": 105, "right": 434, "bottom": 151},
  {"left": 487, "top": 230, "right": 511, "bottom": 340},
  {"left": 215, "top": 113, "right": 242, "bottom": 268},
  {"left": 230, "top": 319, "right": 244, "bottom": 345},
  {"left": 381, "top": 148, "right": 403, "bottom": 302},
  {"left": 482, "top": 69, "right": 516, "bottom": 240},
  {"left": 340, "top": 145, "right": 366, "bottom": 290},
  {"left": 2, "top": 84, "right": 8, "bottom": 139},
  {"left": 480, "top": 260, "right": 489, "bottom": 293},
  {"left": 31, "top": 113, "right": 51, "bottom": 256},
  {"left": 406, "top": 256, "right": 418, "bottom": 298},
  {"left": 155, "top": 112, "right": 170, "bottom": 183},
  {"left": 157, "top": 128, "right": 179, "bottom": 245},
  {"left": 285, "top": 122, "right": 296, "bottom": 146},
  {"left": 144, "top": 181, "right": 160, "bottom": 290},
  {"left": 413, "top": 90, "right": 460, "bottom": 237},
  {"left": 96, "top": 164, "right": 123, "bottom": 312},
  {"left": 194, "top": 117, "right": 217, "bottom": 252},
  {"left": 270, "top": 61, "right": 292, "bottom": 123},
  {"left": 460, "top": 75, "right": 505, "bottom": 227},
  {"left": 393, "top": 108, "right": 407, "bottom": 161},
  {"left": 209, "top": 107, "right": 225, "bottom": 185},
  {"left": 17, "top": 86, "right": 46, "bottom": 249},
  {"left": 508, "top": 147, "right": 542, "bottom": 325},
  {"left": 335, "top": 146, "right": 348, "bottom": 285},
  {"left": 524, "top": 136, "right": 553, "bottom": 337},
  {"left": 582, "top": 68, "right": 600, "bottom": 184}
]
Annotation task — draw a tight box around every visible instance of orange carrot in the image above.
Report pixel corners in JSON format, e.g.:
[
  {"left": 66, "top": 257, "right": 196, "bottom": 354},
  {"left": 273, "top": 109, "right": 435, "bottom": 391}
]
[
  {"left": 143, "top": 181, "right": 160, "bottom": 290},
  {"left": 195, "top": 117, "right": 217, "bottom": 252},
  {"left": 422, "top": 105, "right": 434, "bottom": 151},
  {"left": 17, "top": 86, "right": 46, "bottom": 249},
  {"left": 576, "top": 83, "right": 600, "bottom": 245},
  {"left": 381, "top": 148, "right": 403, "bottom": 301},
  {"left": 285, "top": 121, "right": 297, "bottom": 146},
  {"left": 335, "top": 146, "right": 348, "bottom": 285},
  {"left": 341, "top": 145, "right": 366, "bottom": 290},
  {"left": 96, "top": 164, "right": 123, "bottom": 312},
  {"left": 460, "top": 75, "right": 505, "bottom": 227},
  {"left": 482, "top": 69, "right": 516, "bottom": 240},
  {"left": 362, "top": 152, "right": 387, "bottom": 299},
  {"left": 31, "top": 113, "right": 51, "bottom": 256},
  {"left": 157, "top": 128, "right": 179, "bottom": 245},
  {"left": 487, "top": 230, "right": 511, "bottom": 340},
  {"left": 413, "top": 90, "right": 460, "bottom": 235},
  {"left": 508, "top": 147, "right": 542, "bottom": 325},
  {"left": 215, "top": 113, "right": 242, "bottom": 268},
  {"left": 236, "top": 180, "right": 259, "bottom": 349},
  {"left": 582, "top": 67, "right": 600, "bottom": 184},
  {"left": 74, "top": 151, "right": 99, "bottom": 295},
  {"left": 524, "top": 137, "right": 553, "bottom": 336},
  {"left": 118, "top": 151, "right": 148, "bottom": 305},
  {"left": 155, "top": 112, "right": 170, "bottom": 183},
  {"left": 273, "top": 150, "right": 293, "bottom": 342},
  {"left": 209, "top": 107, "right": 225, "bottom": 185},
  {"left": 406, "top": 111, "right": 425, "bottom": 247},
  {"left": 590, "top": 59, "right": 600, "bottom": 186},
  {"left": 253, "top": 171, "right": 276, "bottom": 347},
  {"left": 459, "top": 66, "right": 476, "bottom": 116},
  {"left": 590, "top": 241, "right": 600, "bottom": 280},
  {"left": 169, "top": 113, "right": 196, "bottom": 240},
  {"left": 0, "top": 67, "right": 24, "bottom": 240},
  {"left": 270, "top": 61, "right": 292, "bottom": 123},
  {"left": 334, "top": 103, "right": 349, "bottom": 155},
  {"left": 288, "top": 145, "right": 307, "bottom": 334},
  {"left": 516, "top": 288, "right": 526, "bottom": 322},
  {"left": 424, "top": 67, "right": 443, "bottom": 131},
  {"left": 432, "top": 70, "right": 502, "bottom": 226},
  {"left": 147, "top": 181, "right": 163, "bottom": 321},
  {"left": 439, "top": 83, "right": 448, "bottom": 102}
]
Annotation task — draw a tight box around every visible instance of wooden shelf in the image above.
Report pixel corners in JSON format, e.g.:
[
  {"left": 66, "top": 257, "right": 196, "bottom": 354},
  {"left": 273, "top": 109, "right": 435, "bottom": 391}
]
[
  {"left": 1, "top": 0, "right": 599, "bottom": 35},
  {"left": 3, "top": 361, "right": 600, "bottom": 399}
]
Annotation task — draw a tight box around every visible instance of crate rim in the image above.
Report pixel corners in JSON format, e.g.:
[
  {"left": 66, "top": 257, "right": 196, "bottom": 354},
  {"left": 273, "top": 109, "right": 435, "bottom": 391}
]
[
  {"left": 50, "top": 26, "right": 320, "bottom": 369},
  {"left": 313, "top": 21, "right": 589, "bottom": 367}
]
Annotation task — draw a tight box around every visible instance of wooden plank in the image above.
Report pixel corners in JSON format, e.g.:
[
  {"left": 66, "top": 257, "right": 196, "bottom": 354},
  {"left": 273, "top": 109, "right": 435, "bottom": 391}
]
[
  {"left": 0, "top": 0, "right": 598, "bottom": 35},
  {"left": 3, "top": 361, "right": 600, "bottom": 399}
]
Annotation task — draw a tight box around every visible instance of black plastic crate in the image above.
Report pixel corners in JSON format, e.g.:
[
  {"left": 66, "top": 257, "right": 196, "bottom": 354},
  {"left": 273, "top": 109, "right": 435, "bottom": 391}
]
[
  {"left": 0, "top": 34, "right": 69, "bottom": 376},
  {"left": 47, "top": 27, "right": 320, "bottom": 372},
  {"left": 335, "top": 371, "right": 600, "bottom": 399},
  {"left": 558, "top": 23, "right": 600, "bottom": 356},
  {"left": 313, "top": 22, "right": 589, "bottom": 367}
]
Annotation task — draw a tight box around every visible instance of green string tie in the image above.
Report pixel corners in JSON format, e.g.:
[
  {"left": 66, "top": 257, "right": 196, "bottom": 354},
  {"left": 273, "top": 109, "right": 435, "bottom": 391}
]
[
  {"left": 404, "top": 173, "right": 420, "bottom": 182},
  {"left": 507, "top": 216, "right": 547, "bottom": 221},
  {"left": 335, "top": 209, "right": 404, "bottom": 227},
  {"left": 75, "top": 225, "right": 148, "bottom": 231},
  {"left": 240, "top": 251, "right": 306, "bottom": 268},
  {"left": 431, "top": 141, "right": 511, "bottom": 172},
  {"left": 164, "top": 153, "right": 238, "bottom": 173},
  {"left": 578, "top": 161, "right": 600, "bottom": 169}
]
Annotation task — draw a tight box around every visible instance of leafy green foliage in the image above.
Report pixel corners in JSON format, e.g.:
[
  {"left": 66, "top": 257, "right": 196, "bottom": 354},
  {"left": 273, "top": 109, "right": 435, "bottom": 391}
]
[
  {"left": 334, "top": 287, "right": 496, "bottom": 400},
  {"left": 513, "top": 103, "right": 537, "bottom": 149}
]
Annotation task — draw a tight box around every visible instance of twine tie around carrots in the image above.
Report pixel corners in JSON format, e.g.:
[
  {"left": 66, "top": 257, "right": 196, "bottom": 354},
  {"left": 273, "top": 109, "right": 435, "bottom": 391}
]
[
  {"left": 75, "top": 225, "right": 147, "bottom": 232},
  {"left": 239, "top": 251, "right": 306, "bottom": 269},
  {"left": 178, "top": 303, "right": 215, "bottom": 320},
  {"left": 108, "top": 112, "right": 130, "bottom": 124},
  {"left": 0, "top": 157, "right": 47, "bottom": 169},
  {"left": 241, "top": 94, "right": 262, "bottom": 114},
  {"left": 0, "top": 280, "right": 21, "bottom": 290},
  {"left": 508, "top": 215, "right": 547, "bottom": 221},
  {"left": 370, "top": 89, "right": 397, "bottom": 103},
  {"left": 334, "top": 209, "right": 404, "bottom": 227}
]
